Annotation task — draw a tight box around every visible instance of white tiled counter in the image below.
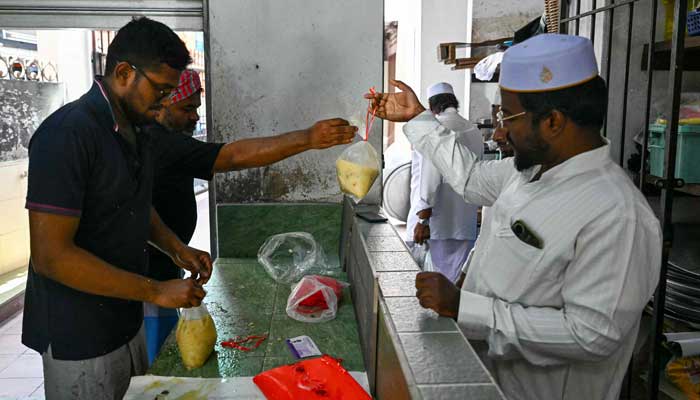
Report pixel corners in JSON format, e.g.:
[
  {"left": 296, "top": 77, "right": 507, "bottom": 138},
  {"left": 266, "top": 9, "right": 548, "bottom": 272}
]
[{"left": 341, "top": 199, "right": 506, "bottom": 400}]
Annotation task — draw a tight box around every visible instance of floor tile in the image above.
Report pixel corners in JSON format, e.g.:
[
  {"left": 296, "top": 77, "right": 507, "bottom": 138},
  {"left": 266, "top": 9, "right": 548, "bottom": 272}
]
[
  {"left": 399, "top": 332, "right": 491, "bottom": 384},
  {"left": 0, "top": 313, "right": 23, "bottom": 335},
  {"left": 377, "top": 272, "right": 418, "bottom": 297},
  {"left": 28, "top": 383, "right": 45, "bottom": 399},
  {"left": 0, "top": 378, "right": 42, "bottom": 397},
  {"left": 0, "top": 355, "right": 18, "bottom": 374},
  {"left": 371, "top": 252, "right": 420, "bottom": 272},
  {"left": 0, "top": 354, "right": 43, "bottom": 378},
  {"left": 385, "top": 297, "right": 457, "bottom": 333},
  {"left": 0, "top": 334, "right": 29, "bottom": 355}
]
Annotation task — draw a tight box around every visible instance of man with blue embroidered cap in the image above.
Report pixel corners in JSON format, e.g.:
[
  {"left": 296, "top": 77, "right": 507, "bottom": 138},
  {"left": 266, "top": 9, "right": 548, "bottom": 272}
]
[
  {"left": 366, "top": 34, "right": 661, "bottom": 400},
  {"left": 407, "top": 82, "right": 482, "bottom": 283}
]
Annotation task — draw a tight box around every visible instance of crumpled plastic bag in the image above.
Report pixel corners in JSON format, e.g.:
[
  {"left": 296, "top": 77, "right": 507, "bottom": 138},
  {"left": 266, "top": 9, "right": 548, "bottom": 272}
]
[
  {"left": 474, "top": 51, "right": 504, "bottom": 81},
  {"left": 336, "top": 141, "right": 380, "bottom": 202},
  {"left": 176, "top": 304, "right": 217, "bottom": 370},
  {"left": 253, "top": 355, "right": 372, "bottom": 400},
  {"left": 286, "top": 275, "right": 348, "bottom": 323},
  {"left": 667, "top": 356, "right": 700, "bottom": 399},
  {"left": 258, "top": 232, "right": 337, "bottom": 284}
]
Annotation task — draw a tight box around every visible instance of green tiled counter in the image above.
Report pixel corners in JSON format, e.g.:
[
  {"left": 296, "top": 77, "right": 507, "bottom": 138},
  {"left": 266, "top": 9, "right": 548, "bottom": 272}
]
[{"left": 148, "top": 258, "right": 365, "bottom": 377}]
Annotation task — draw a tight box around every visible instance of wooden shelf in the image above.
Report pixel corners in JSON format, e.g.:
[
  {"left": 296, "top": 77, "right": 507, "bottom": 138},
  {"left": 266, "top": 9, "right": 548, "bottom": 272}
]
[
  {"left": 641, "top": 36, "right": 700, "bottom": 70},
  {"left": 645, "top": 174, "right": 700, "bottom": 196}
]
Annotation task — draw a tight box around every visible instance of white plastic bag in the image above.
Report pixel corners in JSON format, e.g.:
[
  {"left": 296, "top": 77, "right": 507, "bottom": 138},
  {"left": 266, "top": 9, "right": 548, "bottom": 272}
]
[
  {"left": 286, "top": 275, "right": 349, "bottom": 323},
  {"left": 336, "top": 141, "right": 380, "bottom": 202},
  {"left": 257, "top": 232, "right": 333, "bottom": 284},
  {"left": 410, "top": 243, "right": 432, "bottom": 270},
  {"left": 176, "top": 304, "right": 217, "bottom": 370}
]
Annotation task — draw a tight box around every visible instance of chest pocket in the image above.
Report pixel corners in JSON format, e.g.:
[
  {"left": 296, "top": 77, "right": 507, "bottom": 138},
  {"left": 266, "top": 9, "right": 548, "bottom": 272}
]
[{"left": 478, "top": 223, "right": 545, "bottom": 300}]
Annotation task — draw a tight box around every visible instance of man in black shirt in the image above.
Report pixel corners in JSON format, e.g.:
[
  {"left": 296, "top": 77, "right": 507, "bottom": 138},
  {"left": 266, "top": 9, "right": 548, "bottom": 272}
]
[
  {"left": 143, "top": 69, "right": 357, "bottom": 360},
  {"left": 23, "top": 18, "right": 213, "bottom": 400}
]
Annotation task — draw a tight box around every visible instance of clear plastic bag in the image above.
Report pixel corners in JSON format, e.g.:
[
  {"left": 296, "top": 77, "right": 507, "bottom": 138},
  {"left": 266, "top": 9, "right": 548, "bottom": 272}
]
[
  {"left": 410, "top": 243, "right": 431, "bottom": 269},
  {"left": 257, "top": 232, "right": 333, "bottom": 284},
  {"left": 286, "top": 275, "right": 349, "bottom": 323},
  {"left": 336, "top": 141, "right": 380, "bottom": 202},
  {"left": 176, "top": 304, "right": 217, "bottom": 370}
]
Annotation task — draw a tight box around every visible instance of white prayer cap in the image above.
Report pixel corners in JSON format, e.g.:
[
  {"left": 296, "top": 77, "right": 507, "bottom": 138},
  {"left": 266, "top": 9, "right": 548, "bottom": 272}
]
[
  {"left": 427, "top": 82, "right": 454, "bottom": 99},
  {"left": 499, "top": 34, "right": 599, "bottom": 93}
]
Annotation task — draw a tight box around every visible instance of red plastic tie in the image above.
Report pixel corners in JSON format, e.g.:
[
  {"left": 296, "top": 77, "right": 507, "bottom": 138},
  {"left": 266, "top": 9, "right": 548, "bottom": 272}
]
[
  {"left": 365, "top": 86, "right": 377, "bottom": 141},
  {"left": 221, "top": 335, "right": 268, "bottom": 352}
]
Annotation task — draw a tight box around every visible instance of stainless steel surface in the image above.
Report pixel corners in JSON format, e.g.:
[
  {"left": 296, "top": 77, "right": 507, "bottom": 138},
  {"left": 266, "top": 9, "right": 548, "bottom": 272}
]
[
  {"left": 0, "top": 0, "right": 203, "bottom": 29},
  {"left": 382, "top": 162, "right": 412, "bottom": 223}
]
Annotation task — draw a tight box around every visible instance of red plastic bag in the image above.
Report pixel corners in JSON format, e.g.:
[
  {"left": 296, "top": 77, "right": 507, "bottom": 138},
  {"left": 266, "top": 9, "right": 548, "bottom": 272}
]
[
  {"left": 253, "top": 355, "right": 371, "bottom": 400},
  {"left": 298, "top": 276, "right": 345, "bottom": 308},
  {"left": 286, "top": 276, "right": 348, "bottom": 323}
]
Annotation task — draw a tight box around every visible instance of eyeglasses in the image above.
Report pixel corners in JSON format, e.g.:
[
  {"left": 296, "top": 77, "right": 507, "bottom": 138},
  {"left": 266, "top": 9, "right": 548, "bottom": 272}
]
[
  {"left": 130, "top": 64, "right": 173, "bottom": 99},
  {"left": 496, "top": 108, "right": 527, "bottom": 128}
]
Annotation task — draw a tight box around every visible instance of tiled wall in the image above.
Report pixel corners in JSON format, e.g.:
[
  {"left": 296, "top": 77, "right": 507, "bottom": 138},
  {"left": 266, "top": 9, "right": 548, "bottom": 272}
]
[
  {"left": 344, "top": 205, "right": 507, "bottom": 400},
  {"left": 0, "top": 160, "right": 29, "bottom": 276},
  {"left": 216, "top": 203, "right": 342, "bottom": 262}
]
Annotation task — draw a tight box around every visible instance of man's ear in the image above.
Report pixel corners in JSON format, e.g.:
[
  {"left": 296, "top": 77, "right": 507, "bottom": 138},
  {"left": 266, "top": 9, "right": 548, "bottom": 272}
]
[
  {"left": 540, "top": 110, "right": 567, "bottom": 140},
  {"left": 112, "top": 62, "right": 135, "bottom": 87}
]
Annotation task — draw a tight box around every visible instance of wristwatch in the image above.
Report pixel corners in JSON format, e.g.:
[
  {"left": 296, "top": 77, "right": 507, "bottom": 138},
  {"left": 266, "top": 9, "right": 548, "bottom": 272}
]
[{"left": 418, "top": 217, "right": 430, "bottom": 226}]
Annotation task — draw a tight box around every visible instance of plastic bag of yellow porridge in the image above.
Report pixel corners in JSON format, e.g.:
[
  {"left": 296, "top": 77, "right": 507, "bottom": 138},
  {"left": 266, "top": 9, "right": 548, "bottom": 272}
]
[
  {"left": 176, "top": 304, "right": 217, "bottom": 370},
  {"left": 336, "top": 141, "right": 380, "bottom": 202}
]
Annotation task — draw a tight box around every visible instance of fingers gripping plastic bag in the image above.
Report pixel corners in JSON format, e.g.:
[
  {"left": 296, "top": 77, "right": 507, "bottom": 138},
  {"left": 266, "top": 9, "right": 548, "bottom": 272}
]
[
  {"left": 176, "top": 304, "right": 217, "bottom": 370},
  {"left": 336, "top": 87, "right": 380, "bottom": 202},
  {"left": 286, "top": 275, "right": 348, "bottom": 323},
  {"left": 257, "top": 232, "right": 334, "bottom": 284}
]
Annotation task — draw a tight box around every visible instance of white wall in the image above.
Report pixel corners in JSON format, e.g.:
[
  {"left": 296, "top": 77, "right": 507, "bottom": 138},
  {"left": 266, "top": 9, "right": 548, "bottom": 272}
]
[
  {"left": 468, "top": 0, "right": 543, "bottom": 121},
  {"left": 0, "top": 159, "right": 29, "bottom": 275},
  {"left": 384, "top": 0, "right": 470, "bottom": 162},
  {"left": 208, "top": 0, "right": 384, "bottom": 203},
  {"left": 37, "top": 30, "right": 92, "bottom": 102},
  {"left": 419, "top": 0, "right": 469, "bottom": 106}
]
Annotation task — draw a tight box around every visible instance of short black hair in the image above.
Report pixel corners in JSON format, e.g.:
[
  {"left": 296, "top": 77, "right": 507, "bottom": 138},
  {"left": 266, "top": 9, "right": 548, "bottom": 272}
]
[
  {"left": 517, "top": 75, "right": 608, "bottom": 131},
  {"left": 105, "top": 17, "right": 192, "bottom": 75},
  {"left": 429, "top": 93, "right": 459, "bottom": 114}
]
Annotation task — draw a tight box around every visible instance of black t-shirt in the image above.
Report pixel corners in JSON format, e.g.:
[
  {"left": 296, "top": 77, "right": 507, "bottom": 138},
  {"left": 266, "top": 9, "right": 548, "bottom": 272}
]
[
  {"left": 145, "top": 123, "right": 223, "bottom": 281},
  {"left": 23, "top": 80, "right": 154, "bottom": 360}
]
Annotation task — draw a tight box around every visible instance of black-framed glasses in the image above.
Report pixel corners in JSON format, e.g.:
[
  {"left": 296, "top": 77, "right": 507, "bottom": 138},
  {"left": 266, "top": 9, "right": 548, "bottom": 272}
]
[{"left": 129, "top": 64, "right": 173, "bottom": 99}]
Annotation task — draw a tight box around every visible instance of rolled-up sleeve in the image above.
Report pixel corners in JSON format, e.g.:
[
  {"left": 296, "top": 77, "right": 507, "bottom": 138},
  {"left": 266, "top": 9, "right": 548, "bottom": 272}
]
[{"left": 403, "top": 111, "right": 514, "bottom": 207}]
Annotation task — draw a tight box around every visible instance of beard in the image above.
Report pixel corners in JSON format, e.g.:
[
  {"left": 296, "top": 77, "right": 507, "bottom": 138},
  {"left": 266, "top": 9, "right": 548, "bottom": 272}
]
[
  {"left": 511, "top": 125, "right": 550, "bottom": 171},
  {"left": 120, "top": 92, "right": 157, "bottom": 126},
  {"left": 160, "top": 108, "right": 197, "bottom": 136}
]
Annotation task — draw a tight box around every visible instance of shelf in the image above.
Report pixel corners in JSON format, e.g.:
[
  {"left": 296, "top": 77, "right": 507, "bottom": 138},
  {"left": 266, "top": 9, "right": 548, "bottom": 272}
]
[
  {"left": 640, "top": 372, "right": 688, "bottom": 400},
  {"left": 645, "top": 174, "right": 700, "bottom": 196},
  {"left": 645, "top": 195, "right": 700, "bottom": 284},
  {"left": 641, "top": 36, "right": 700, "bottom": 70}
]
